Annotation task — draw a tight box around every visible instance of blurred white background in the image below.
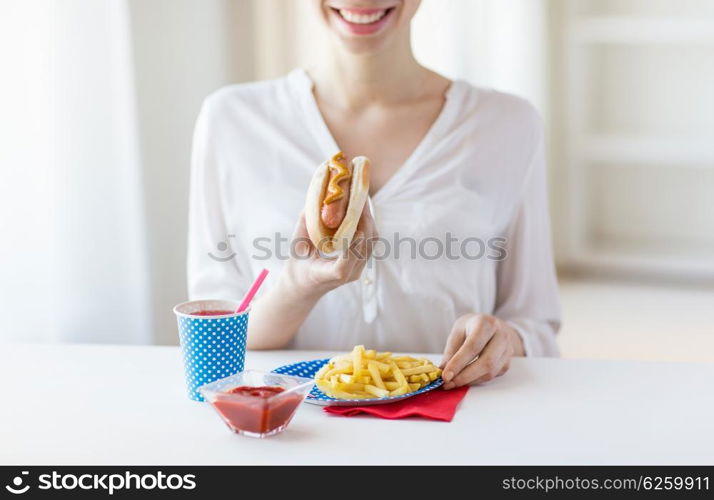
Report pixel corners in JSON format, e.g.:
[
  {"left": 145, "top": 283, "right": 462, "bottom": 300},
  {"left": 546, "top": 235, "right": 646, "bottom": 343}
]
[{"left": 1, "top": 0, "right": 713, "bottom": 360}]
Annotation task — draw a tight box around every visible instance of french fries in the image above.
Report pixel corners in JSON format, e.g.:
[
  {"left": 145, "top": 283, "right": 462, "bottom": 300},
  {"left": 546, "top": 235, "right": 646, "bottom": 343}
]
[{"left": 315, "top": 345, "right": 442, "bottom": 399}]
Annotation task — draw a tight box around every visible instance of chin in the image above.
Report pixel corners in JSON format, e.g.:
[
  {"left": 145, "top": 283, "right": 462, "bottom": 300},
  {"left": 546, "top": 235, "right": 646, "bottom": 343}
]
[{"left": 320, "top": 1, "right": 414, "bottom": 54}]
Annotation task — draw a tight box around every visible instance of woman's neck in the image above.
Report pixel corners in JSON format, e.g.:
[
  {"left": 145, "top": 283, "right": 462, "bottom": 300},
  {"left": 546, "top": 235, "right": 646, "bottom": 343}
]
[{"left": 308, "top": 34, "right": 435, "bottom": 110}]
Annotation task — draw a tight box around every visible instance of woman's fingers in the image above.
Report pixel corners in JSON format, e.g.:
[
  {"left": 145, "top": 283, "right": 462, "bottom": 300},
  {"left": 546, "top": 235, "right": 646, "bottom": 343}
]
[
  {"left": 291, "top": 212, "right": 314, "bottom": 258},
  {"left": 467, "top": 348, "right": 511, "bottom": 386},
  {"left": 291, "top": 201, "right": 376, "bottom": 289},
  {"left": 339, "top": 203, "right": 376, "bottom": 280},
  {"left": 335, "top": 232, "right": 364, "bottom": 278},
  {"left": 442, "top": 315, "right": 497, "bottom": 383},
  {"left": 347, "top": 232, "right": 371, "bottom": 280},
  {"left": 444, "top": 330, "right": 509, "bottom": 389},
  {"left": 440, "top": 315, "right": 469, "bottom": 368},
  {"left": 323, "top": 228, "right": 369, "bottom": 284}
]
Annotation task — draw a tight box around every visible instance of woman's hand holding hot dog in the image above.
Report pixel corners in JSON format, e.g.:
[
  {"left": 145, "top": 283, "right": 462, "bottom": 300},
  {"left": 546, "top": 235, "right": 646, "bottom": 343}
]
[
  {"left": 285, "top": 204, "right": 377, "bottom": 298},
  {"left": 247, "top": 204, "right": 376, "bottom": 350},
  {"left": 440, "top": 314, "right": 525, "bottom": 389}
]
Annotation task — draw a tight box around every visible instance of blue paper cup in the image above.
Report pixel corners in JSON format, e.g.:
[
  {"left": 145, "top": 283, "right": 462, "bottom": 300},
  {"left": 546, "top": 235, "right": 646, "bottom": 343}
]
[{"left": 173, "top": 299, "right": 249, "bottom": 401}]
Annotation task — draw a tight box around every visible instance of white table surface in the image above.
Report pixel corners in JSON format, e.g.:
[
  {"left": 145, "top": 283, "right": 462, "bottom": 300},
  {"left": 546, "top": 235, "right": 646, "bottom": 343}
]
[{"left": 1, "top": 343, "right": 713, "bottom": 465}]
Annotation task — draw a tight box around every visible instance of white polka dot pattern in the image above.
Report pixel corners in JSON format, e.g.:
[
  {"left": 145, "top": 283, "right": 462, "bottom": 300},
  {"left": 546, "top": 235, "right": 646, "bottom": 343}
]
[{"left": 177, "top": 313, "right": 248, "bottom": 401}]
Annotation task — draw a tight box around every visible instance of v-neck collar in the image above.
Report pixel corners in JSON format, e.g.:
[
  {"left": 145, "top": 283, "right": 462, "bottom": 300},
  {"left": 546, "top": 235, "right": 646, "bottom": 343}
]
[{"left": 290, "top": 68, "right": 466, "bottom": 203}]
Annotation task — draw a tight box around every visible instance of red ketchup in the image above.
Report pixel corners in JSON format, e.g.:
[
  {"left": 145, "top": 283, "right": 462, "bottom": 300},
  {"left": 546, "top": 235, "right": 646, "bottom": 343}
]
[
  {"left": 191, "top": 310, "right": 235, "bottom": 316},
  {"left": 212, "top": 385, "right": 303, "bottom": 435}
]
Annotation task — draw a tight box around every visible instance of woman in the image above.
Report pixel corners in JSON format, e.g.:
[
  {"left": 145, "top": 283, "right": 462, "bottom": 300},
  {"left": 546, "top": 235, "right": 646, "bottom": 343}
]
[{"left": 188, "top": 0, "right": 561, "bottom": 390}]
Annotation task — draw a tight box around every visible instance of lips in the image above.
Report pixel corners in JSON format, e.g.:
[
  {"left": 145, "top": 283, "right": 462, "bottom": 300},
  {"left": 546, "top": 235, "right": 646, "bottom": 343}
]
[
  {"left": 328, "top": 5, "right": 397, "bottom": 35},
  {"left": 338, "top": 8, "right": 389, "bottom": 24}
]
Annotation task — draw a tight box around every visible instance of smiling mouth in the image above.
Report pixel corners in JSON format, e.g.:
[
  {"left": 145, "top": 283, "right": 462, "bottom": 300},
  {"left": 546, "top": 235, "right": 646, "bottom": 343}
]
[{"left": 332, "top": 7, "right": 395, "bottom": 25}]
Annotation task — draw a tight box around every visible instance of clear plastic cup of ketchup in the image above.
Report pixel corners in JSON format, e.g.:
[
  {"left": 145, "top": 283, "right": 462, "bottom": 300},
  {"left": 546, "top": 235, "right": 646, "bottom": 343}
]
[{"left": 199, "top": 370, "right": 314, "bottom": 438}]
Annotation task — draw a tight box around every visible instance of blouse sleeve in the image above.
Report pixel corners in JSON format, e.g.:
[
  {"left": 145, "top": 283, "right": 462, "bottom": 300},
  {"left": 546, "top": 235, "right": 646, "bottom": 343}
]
[
  {"left": 493, "top": 127, "right": 562, "bottom": 357},
  {"left": 187, "top": 99, "right": 248, "bottom": 301}
]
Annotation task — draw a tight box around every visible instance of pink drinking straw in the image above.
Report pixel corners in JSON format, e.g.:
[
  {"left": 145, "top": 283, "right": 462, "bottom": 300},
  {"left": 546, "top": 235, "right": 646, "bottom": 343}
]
[{"left": 236, "top": 268, "right": 269, "bottom": 313}]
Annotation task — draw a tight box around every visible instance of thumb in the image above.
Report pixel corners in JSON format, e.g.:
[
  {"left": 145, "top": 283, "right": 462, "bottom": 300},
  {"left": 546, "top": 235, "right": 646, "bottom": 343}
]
[
  {"left": 292, "top": 211, "right": 309, "bottom": 239},
  {"left": 292, "top": 212, "right": 313, "bottom": 258}
]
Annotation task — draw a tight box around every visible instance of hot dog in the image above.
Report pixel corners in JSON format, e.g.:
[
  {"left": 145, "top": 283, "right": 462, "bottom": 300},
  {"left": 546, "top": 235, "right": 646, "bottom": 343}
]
[
  {"left": 305, "top": 152, "right": 370, "bottom": 254},
  {"left": 321, "top": 152, "right": 352, "bottom": 229}
]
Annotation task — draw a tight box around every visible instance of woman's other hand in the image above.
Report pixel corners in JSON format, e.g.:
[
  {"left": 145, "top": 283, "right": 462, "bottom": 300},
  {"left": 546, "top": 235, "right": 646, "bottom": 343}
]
[{"left": 440, "top": 314, "right": 525, "bottom": 389}]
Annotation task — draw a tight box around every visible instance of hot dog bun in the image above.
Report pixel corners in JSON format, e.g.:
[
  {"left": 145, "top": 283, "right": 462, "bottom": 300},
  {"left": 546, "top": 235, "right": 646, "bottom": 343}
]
[{"left": 305, "top": 154, "right": 370, "bottom": 254}]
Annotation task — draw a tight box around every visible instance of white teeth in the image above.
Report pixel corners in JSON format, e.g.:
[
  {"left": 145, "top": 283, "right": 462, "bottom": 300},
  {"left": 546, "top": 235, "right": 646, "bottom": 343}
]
[{"left": 338, "top": 8, "right": 387, "bottom": 24}]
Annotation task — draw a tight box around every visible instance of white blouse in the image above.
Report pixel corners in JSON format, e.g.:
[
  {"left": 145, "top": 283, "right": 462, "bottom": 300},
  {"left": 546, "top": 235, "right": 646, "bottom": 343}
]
[{"left": 188, "top": 68, "right": 561, "bottom": 356}]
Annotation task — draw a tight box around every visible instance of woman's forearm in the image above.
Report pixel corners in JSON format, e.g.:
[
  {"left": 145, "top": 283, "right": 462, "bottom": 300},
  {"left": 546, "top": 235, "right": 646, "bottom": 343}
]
[{"left": 246, "top": 273, "right": 321, "bottom": 350}]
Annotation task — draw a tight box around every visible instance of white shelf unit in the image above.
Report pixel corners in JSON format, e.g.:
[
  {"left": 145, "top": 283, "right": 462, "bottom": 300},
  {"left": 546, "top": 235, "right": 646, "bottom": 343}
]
[{"left": 559, "top": 0, "right": 714, "bottom": 280}]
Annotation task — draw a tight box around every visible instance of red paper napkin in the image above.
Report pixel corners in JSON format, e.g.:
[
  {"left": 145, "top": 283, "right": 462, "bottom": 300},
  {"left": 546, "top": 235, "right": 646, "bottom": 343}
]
[{"left": 323, "top": 386, "right": 469, "bottom": 422}]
